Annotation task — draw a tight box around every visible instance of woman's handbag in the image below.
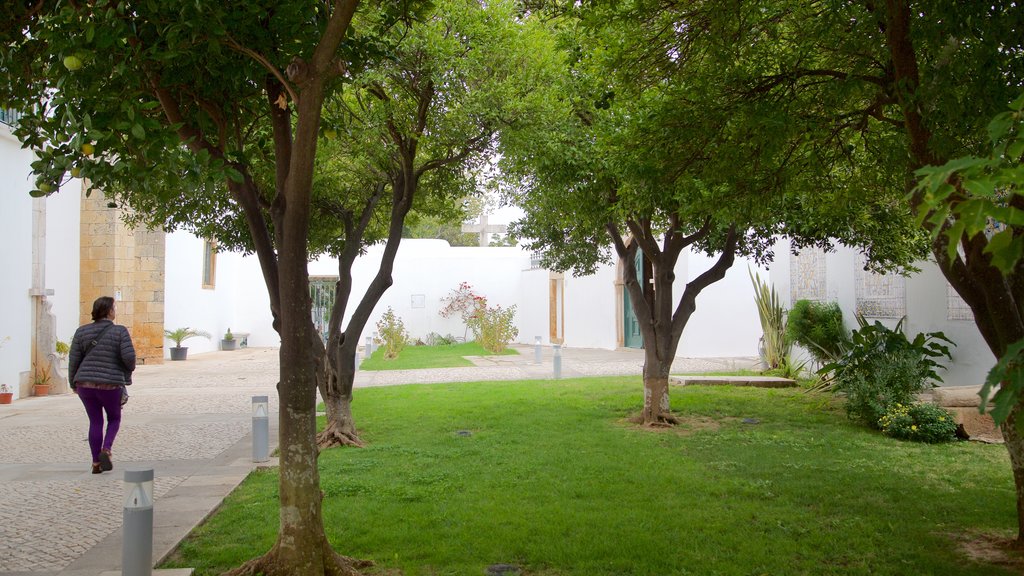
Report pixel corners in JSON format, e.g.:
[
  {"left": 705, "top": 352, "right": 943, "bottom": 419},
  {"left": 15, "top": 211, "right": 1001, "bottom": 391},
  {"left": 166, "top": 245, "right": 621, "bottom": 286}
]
[{"left": 120, "top": 385, "right": 129, "bottom": 406}]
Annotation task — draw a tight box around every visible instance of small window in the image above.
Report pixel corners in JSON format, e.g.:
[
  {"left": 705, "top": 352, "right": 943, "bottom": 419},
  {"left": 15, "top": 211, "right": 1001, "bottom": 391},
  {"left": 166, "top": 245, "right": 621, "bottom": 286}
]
[{"left": 202, "top": 239, "right": 217, "bottom": 289}]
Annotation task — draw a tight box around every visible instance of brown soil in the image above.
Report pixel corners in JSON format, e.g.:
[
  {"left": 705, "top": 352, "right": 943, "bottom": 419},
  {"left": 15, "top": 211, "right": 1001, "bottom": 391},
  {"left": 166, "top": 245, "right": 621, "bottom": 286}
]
[
  {"left": 622, "top": 413, "right": 738, "bottom": 435},
  {"left": 946, "top": 531, "right": 1024, "bottom": 571}
]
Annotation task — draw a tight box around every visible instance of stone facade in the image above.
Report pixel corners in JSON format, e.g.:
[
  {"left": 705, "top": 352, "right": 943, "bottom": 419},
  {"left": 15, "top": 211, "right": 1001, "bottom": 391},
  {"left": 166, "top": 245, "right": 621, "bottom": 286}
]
[{"left": 79, "top": 186, "right": 165, "bottom": 364}]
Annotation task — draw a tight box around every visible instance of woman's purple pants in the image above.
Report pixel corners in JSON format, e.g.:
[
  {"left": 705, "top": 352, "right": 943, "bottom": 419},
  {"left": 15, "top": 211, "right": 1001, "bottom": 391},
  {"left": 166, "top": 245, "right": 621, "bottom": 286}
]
[{"left": 77, "top": 387, "right": 122, "bottom": 464}]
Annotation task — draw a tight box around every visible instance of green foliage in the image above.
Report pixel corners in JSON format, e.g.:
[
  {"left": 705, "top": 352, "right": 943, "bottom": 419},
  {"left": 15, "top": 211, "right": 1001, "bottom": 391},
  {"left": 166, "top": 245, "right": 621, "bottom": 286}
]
[
  {"left": 787, "top": 300, "right": 850, "bottom": 364},
  {"left": 879, "top": 402, "right": 959, "bottom": 444},
  {"left": 55, "top": 339, "right": 70, "bottom": 359},
  {"left": 424, "top": 332, "right": 459, "bottom": 346},
  {"left": 749, "top": 269, "right": 790, "bottom": 370},
  {"left": 163, "top": 379, "right": 1015, "bottom": 576},
  {"left": 475, "top": 304, "right": 519, "bottom": 354},
  {"left": 164, "top": 327, "right": 211, "bottom": 348},
  {"left": 915, "top": 95, "right": 1024, "bottom": 425},
  {"left": 223, "top": 328, "right": 234, "bottom": 341},
  {"left": 913, "top": 94, "right": 1024, "bottom": 275},
  {"left": 823, "top": 318, "right": 954, "bottom": 428},
  {"left": 762, "top": 355, "right": 808, "bottom": 380},
  {"left": 375, "top": 308, "right": 409, "bottom": 360}
]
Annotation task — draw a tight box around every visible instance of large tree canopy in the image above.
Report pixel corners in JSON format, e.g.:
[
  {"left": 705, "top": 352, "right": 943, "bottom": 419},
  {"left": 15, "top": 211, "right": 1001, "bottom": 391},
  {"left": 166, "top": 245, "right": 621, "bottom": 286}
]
[
  {"left": 3, "top": 1, "right": 370, "bottom": 574},
  {"left": 499, "top": 2, "right": 926, "bottom": 425}
]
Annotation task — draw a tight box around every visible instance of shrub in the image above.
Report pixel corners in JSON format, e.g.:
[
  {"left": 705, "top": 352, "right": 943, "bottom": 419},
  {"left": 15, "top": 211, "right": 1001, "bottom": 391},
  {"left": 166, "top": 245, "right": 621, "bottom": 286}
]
[
  {"left": 823, "top": 317, "right": 954, "bottom": 428},
  {"left": 879, "top": 402, "right": 958, "bottom": 443},
  {"left": 375, "top": 307, "right": 409, "bottom": 360},
  {"left": 477, "top": 304, "right": 519, "bottom": 354},
  {"left": 425, "top": 332, "right": 459, "bottom": 346},
  {"left": 787, "top": 300, "right": 850, "bottom": 364}
]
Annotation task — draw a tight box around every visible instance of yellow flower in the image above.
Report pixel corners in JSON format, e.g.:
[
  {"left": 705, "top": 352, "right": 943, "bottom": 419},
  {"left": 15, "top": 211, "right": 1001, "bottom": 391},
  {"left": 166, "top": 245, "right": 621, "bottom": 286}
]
[{"left": 911, "top": 425, "right": 918, "bottom": 431}]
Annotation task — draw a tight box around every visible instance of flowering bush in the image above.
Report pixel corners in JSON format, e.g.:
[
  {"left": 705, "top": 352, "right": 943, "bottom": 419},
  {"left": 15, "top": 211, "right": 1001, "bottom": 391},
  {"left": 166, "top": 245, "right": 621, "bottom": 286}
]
[
  {"left": 879, "top": 402, "right": 958, "bottom": 443},
  {"left": 439, "top": 282, "right": 483, "bottom": 340},
  {"left": 375, "top": 307, "right": 409, "bottom": 360}
]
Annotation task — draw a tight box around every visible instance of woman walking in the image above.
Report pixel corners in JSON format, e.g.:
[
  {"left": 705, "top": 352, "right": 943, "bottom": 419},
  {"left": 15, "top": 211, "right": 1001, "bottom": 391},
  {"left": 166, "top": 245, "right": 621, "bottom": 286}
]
[{"left": 68, "top": 296, "right": 136, "bottom": 474}]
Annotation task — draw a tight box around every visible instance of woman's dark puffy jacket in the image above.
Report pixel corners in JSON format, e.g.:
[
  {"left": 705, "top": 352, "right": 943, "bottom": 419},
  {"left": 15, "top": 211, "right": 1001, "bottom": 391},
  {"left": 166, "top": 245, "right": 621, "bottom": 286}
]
[{"left": 68, "top": 320, "right": 136, "bottom": 389}]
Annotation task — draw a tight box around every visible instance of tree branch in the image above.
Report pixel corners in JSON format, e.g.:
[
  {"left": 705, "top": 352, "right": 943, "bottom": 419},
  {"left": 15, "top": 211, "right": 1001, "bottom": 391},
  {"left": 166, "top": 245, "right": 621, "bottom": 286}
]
[{"left": 224, "top": 36, "right": 300, "bottom": 106}]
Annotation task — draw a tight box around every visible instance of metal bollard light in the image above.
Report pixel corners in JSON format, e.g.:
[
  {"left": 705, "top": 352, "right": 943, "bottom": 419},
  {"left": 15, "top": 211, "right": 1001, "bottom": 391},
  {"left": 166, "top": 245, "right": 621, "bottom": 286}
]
[
  {"left": 122, "top": 468, "right": 154, "bottom": 576},
  {"left": 252, "top": 396, "right": 269, "bottom": 463},
  {"left": 534, "top": 336, "right": 542, "bottom": 364},
  {"left": 553, "top": 344, "right": 562, "bottom": 380}
]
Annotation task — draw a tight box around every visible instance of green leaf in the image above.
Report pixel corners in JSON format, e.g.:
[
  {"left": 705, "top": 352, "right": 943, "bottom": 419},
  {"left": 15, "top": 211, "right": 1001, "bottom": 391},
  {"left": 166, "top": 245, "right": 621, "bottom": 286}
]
[
  {"left": 944, "top": 220, "right": 965, "bottom": 263},
  {"left": 987, "top": 231, "right": 1024, "bottom": 274},
  {"left": 225, "top": 168, "right": 244, "bottom": 183},
  {"left": 962, "top": 177, "right": 996, "bottom": 198},
  {"left": 987, "top": 112, "right": 1014, "bottom": 145},
  {"left": 131, "top": 124, "right": 146, "bottom": 139}
]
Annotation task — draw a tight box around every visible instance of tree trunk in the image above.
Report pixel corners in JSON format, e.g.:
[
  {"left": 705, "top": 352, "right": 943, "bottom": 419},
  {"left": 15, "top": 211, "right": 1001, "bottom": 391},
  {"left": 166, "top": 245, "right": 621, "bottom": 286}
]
[
  {"left": 882, "top": 0, "right": 1024, "bottom": 546},
  {"left": 1000, "top": 400, "right": 1024, "bottom": 547},
  {"left": 317, "top": 347, "right": 363, "bottom": 448},
  {"left": 641, "top": 352, "right": 676, "bottom": 426}
]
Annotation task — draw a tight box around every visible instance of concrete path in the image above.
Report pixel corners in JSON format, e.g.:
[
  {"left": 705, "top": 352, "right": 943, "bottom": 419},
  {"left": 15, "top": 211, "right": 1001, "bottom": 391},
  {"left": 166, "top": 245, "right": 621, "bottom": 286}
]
[{"left": 0, "top": 345, "right": 758, "bottom": 576}]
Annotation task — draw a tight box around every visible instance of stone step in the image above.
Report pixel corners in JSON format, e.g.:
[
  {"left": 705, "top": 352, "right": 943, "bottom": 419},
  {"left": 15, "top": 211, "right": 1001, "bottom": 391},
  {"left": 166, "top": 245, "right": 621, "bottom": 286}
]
[
  {"left": 918, "top": 385, "right": 1003, "bottom": 443},
  {"left": 670, "top": 375, "right": 797, "bottom": 388}
]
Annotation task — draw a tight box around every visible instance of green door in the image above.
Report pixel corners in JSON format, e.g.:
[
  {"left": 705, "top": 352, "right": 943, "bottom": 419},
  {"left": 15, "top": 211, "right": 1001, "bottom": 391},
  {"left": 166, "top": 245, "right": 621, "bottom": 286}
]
[{"left": 624, "top": 251, "right": 643, "bottom": 349}]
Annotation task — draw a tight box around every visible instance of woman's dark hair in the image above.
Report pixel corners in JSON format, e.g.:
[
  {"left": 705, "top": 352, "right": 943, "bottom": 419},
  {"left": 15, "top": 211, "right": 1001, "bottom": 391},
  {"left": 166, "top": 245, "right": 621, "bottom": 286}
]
[{"left": 91, "top": 296, "right": 115, "bottom": 322}]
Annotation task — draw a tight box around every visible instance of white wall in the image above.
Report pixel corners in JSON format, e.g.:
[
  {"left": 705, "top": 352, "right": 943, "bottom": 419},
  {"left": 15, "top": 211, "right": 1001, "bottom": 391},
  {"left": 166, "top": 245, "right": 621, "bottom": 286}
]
[
  {"left": 159, "top": 235, "right": 764, "bottom": 362},
  {"left": 563, "top": 266, "right": 619, "bottom": 349},
  {"left": 769, "top": 238, "right": 995, "bottom": 387},
  {"left": 314, "top": 240, "right": 532, "bottom": 345},
  {"left": 163, "top": 231, "right": 251, "bottom": 356},
  {"left": 518, "top": 268, "right": 551, "bottom": 345},
  {"left": 0, "top": 123, "right": 36, "bottom": 398},
  {"left": 678, "top": 252, "right": 766, "bottom": 358},
  {"left": 46, "top": 179, "right": 82, "bottom": 344}
]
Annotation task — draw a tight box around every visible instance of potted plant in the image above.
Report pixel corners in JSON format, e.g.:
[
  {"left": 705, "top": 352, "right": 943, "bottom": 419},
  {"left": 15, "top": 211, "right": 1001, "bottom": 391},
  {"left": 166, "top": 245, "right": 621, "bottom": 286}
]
[
  {"left": 32, "top": 363, "right": 51, "bottom": 396},
  {"left": 164, "top": 327, "right": 211, "bottom": 361},
  {"left": 0, "top": 383, "right": 11, "bottom": 405},
  {"left": 222, "top": 328, "right": 237, "bottom": 351},
  {"left": 56, "top": 339, "right": 69, "bottom": 367}
]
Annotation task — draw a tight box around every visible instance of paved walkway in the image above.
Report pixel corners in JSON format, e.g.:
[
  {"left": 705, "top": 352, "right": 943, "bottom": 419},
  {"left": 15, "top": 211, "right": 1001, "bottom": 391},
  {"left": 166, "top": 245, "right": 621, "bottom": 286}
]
[{"left": 0, "top": 345, "right": 758, "bottom": 576}]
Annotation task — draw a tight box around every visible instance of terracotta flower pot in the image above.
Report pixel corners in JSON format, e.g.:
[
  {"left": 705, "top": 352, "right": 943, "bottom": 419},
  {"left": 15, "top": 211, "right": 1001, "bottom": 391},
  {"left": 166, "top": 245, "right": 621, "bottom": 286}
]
[
  {"left": 0, "top": 392, "right": 12, "bottom": 404},
  {"left": 33, "top": 384, "right": 50, "bottom": 396}
]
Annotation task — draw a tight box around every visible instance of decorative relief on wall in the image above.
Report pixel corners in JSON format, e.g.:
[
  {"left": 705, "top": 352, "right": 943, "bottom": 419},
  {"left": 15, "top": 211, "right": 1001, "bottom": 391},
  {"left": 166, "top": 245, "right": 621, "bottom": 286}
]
[
  {"left": 789, "top": 248, "right": 827, "bottom": 303},
  {"left": 947, "top": 284, "right": 974, "bottom": 321},
  {"left": 854, "top": 253, "right": 906, "bottom": 318}
]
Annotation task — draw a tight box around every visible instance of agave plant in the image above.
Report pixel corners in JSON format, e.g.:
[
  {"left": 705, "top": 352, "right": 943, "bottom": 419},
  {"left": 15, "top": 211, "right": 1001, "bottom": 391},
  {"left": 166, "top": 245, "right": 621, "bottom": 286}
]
[
  {"left": 749, "top": 268, "right": 791, "bottom": 371},
  {"left": 164, "top": 327, "right": 211, "bottom": 348}
]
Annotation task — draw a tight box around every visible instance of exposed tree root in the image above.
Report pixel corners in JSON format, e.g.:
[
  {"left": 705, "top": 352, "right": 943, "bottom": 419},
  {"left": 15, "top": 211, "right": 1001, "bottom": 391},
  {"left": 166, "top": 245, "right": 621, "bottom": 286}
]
[
  {"left": 626, "top": 411, "right": 681, "bottom": 427},
  {"left": 647, "top": 412, "right": 680, "bottom": 427},
  {"left": 222, "top": 543, "right": 373, "bottom": 576},
  {"left": 316, "top": 426, "right": 365, "bottom": 450}
]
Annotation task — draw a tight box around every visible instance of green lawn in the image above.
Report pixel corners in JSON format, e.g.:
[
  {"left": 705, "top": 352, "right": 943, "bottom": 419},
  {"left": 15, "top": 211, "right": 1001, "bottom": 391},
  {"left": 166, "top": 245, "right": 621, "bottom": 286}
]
[
  {"left": 162, "top": 377, "right": 1019, "bottom": 576},
  {"left": 359, "top": 341, "right": 519, "bottom": 370}
]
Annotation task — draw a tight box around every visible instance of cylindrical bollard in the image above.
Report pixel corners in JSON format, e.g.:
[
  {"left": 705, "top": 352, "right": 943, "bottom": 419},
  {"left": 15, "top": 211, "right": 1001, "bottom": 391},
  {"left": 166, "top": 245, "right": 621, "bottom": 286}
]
[
  {"left": 553, "top": 344, "right": 562, "bottom": 379},
  {"left": 252, "top": 396, "right": 269, "bottom": 463},
  {"left": 365, "top": 336, "right": 373, "bottom": 359},
  {"left": 122, "top": 468, "right": 154, "bottom": 576},
  {"left": 534, "top": 336, "right": 542, "bottom": 364}
]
